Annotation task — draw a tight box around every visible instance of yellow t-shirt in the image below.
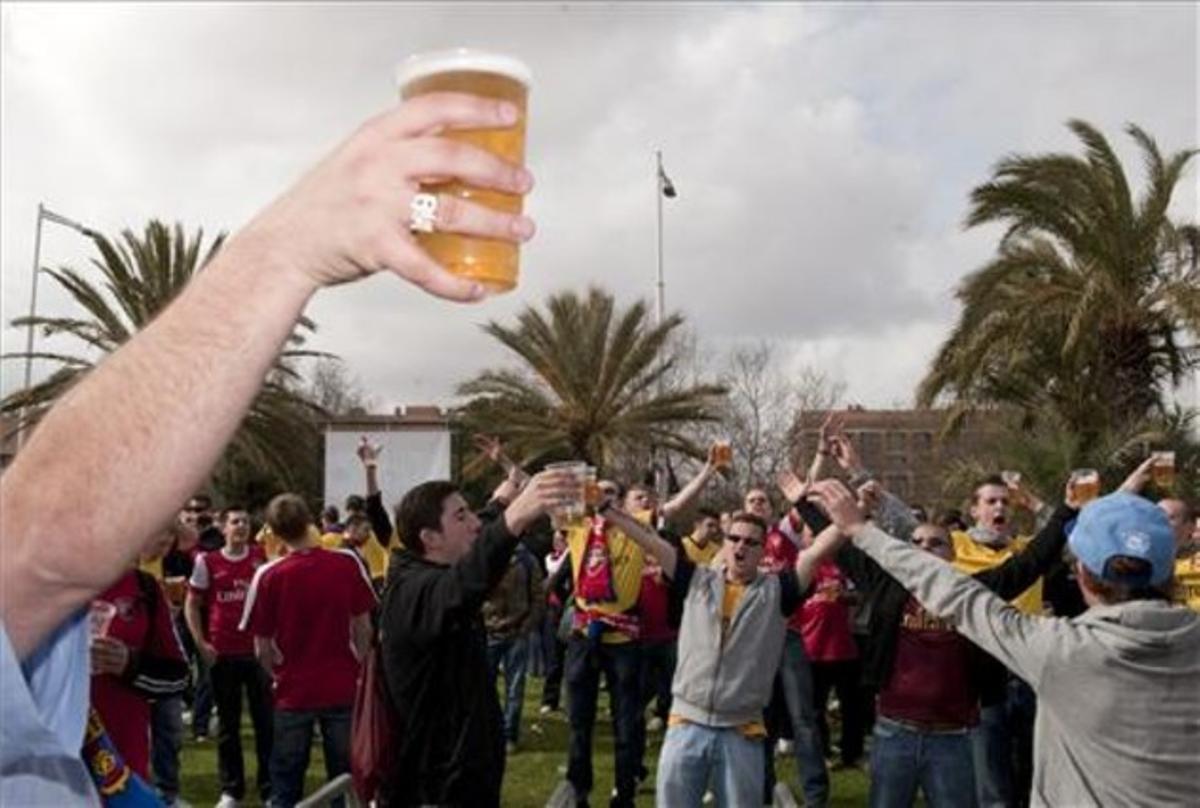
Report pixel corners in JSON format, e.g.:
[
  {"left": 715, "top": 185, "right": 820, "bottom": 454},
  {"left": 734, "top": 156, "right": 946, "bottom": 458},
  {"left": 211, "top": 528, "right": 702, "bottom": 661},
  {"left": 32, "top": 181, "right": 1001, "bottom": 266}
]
[
  {"left": 1174, "top": 554, "right": 1200, "bottom": 612},
  {"left": 684, "top": 535, "right": 721, "bottom": 567},
  {"left": 567, "top": 513, "right": 647, "bottom": 644},
  {"left": 669, "top": 577, "right": 765, "bottom": 738},
  {"left": 951, "top": 531, "right": 1043, "bottom": 615},
  {"left": 138, "top": 555, "right": 164, "bottom": 581},
  {"left": 320, "top": 529, "right": 392, "bottom": 580}
]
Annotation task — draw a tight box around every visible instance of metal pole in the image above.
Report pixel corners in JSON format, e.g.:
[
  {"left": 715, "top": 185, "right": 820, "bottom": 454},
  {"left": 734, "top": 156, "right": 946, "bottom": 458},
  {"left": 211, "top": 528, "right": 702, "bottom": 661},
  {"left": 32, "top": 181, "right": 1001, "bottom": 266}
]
[
  {"left": 17, "top": 204, "right": 46, "bottom": 451},
  {"left": 655, "top": 150, "right": 665, "bottom": 328}
]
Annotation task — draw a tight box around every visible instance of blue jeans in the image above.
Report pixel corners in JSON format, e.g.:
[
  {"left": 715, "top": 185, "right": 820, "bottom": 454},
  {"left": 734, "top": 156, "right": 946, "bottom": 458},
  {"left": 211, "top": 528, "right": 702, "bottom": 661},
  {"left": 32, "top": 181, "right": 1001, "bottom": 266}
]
[
  {"left": 776, "top": 632, "right": 830, "bottom": 807},
  {"left": 972, "top": 703, "right": 1012, "bottom": 808},
  {"left": 150, "top": 696, "right": 183, "bottom": 803},
  {"left": 657, "top": 722, "right": 764, "bottom": 807},
  {"left": 565, "top": 636, "right": 642, "bottom": 807},
  {"left": 487, "top": 634, "right": 530, "bottom": 744},
  {"left": 269, "top": 706, "right": 351, "bottom": 808},
  {"left": 869, "top": 717, "right": 978, "bottom": 808}
]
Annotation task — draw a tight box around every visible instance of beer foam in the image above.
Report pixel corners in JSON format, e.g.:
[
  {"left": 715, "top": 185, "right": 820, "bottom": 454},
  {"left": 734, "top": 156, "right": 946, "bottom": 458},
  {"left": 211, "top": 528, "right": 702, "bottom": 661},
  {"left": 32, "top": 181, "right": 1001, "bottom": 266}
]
[{"left": 396, "top": 48, "right": 532, "bottom": 89}]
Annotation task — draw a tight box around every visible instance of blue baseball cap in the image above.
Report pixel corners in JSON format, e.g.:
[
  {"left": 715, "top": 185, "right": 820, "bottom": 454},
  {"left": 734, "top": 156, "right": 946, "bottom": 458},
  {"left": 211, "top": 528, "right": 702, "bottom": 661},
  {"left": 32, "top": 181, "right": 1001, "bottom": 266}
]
[{"left": 1068, "top": 492, "right": 1175, "bottom": 587}]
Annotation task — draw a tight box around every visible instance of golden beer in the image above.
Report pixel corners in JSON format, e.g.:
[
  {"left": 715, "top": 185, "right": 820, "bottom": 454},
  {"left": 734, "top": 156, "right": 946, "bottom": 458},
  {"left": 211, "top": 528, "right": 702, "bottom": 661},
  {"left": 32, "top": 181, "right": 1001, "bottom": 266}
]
[
  {"left": 397, "top": 50, "right": 531, "bottom": 293},
  {"left": 1151, "top": 451, "right": 1175, "bottom": 491},
  {"left": 713, "top": 440, "right": 733, "bottom": 468},
  {"left": 1070, "top": 468, "right": 1101, "bottom": 505}
]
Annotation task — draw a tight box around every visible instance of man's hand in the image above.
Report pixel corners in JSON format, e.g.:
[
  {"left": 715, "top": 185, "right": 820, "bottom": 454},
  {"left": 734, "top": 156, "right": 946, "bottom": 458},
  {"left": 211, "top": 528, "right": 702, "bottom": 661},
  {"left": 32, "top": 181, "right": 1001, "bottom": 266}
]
[
  {"left": 1118, "top": 456, "right": 1156, "bottom": 494},
  {"left": 357, "top": 436, "right": 383, "bottom": 467},
  {"left": 776, "top": 469, "right": 811, "bottom": 504},
  {"left": 829, "top": 429, "right": 866, "bottom": 478},
  {"left": 504, "top": 469, "right": 583, "bottom": 536},
  {"left": 90, "top": 636, "right": 131, "bottom": 676},
  {"left": 856, "top": 480, "right": 883, "bottom": 517},
  {"left": 237, "top": 92, "right": 535, "bottom": 302},
  {"left": 198, "top": 640, "right": 218, "bottom": 667},
  {"left": 810, "top": 480, "right": 868, "bottom": 537}
]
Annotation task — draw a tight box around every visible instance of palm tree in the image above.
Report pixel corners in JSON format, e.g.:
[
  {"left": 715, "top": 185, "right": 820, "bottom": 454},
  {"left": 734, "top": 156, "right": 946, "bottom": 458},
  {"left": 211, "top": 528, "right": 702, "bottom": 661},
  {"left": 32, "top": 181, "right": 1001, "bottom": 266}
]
[
  {"left": 918, "top": 120, "right": 1200, "bottom": 441},
  {"left": 455, "top": 287, "right": 727, "bottom": 474},
  {"left": 2, "top": 220, "right": 330, "bottom": 501}
]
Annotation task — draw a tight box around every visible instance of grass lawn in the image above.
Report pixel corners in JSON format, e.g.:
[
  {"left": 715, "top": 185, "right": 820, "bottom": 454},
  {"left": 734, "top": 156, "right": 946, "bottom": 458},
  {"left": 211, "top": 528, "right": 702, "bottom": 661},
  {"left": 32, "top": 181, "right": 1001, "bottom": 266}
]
[{"left": 179, "top": 677, "right": 869, "bottom": 806}]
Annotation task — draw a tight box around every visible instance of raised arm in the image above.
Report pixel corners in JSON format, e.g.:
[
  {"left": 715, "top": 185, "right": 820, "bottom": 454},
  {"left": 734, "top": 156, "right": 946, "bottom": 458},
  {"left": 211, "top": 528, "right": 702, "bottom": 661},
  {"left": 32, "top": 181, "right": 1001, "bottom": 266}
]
[
  {"left": 794, "top": 523, "right": 850, "bottom": 591},
  {"left": 812, "top": 479, "right": 1062, "bottom": 687},
  {"left": 661, "top": 444, "right": 723, "bottom": 520},
  {"left": 601, "top": 504, "right": 679, "bottom": 580},
  {"left": 1, "top": 93, "right": 534, "bottom": 659}
]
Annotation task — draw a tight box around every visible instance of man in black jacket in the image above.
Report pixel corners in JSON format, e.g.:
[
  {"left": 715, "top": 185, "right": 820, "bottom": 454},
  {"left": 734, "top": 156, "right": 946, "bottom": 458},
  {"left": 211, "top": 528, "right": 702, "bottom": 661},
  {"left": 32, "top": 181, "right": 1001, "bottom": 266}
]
[
  {"left": 377, "top": 468, "right": 578, "bottom": 807},
  {"left": 780, "top": 470, "right": 1079, "bottom": 808}
]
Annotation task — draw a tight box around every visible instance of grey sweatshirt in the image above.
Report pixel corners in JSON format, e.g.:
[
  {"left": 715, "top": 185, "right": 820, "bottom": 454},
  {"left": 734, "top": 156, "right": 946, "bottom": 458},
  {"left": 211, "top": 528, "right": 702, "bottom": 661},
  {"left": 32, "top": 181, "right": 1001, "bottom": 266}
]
[{"left": 853, "top": 525, "right": 1200, "bottom": 808}]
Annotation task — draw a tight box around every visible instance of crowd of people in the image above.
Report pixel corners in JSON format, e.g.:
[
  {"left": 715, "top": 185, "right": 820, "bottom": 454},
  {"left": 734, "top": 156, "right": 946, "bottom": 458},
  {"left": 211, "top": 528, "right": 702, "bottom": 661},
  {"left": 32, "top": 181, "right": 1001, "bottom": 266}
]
[
  {"left": 69, "top": 421, "right": 1200, "bottom": 808},
  {"left": 2, "top": 86, "right": 1198, "bottom": 808}
]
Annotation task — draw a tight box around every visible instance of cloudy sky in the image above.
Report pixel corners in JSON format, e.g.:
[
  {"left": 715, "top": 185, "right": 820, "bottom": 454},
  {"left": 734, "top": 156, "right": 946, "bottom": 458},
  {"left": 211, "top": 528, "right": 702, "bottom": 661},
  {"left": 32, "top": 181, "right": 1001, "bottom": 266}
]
[{"left": 3, "top": 2, "right": 1197, "bottom": 413}]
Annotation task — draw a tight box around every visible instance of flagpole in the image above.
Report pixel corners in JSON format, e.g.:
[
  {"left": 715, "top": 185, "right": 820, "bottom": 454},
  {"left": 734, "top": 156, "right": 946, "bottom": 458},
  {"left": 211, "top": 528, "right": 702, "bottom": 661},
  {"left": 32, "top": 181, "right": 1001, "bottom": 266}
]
[{"left": 655, "top": 150, "right": 665, "bottom": 328}]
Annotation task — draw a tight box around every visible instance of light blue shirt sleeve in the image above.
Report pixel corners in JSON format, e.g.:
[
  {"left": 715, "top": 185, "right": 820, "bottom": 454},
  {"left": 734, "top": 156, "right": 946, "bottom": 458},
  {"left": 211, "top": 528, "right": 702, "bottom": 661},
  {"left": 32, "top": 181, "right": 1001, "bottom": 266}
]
[{"left": 1, "top": 611, "right": 99, "bottom": 806}]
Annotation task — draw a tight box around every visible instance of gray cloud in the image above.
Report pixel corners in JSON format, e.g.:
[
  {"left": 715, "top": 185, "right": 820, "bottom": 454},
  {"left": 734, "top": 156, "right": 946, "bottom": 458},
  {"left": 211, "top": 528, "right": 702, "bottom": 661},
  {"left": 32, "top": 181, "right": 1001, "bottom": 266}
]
[{"left": 3, "top": 3, "right": 1196, "bottom": 411}]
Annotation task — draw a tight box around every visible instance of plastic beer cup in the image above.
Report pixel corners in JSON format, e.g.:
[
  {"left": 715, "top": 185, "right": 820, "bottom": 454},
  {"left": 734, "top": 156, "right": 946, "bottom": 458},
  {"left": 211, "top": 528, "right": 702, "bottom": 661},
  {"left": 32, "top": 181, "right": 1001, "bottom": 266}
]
[
  {"left": 1069, "top": 468, "right": 1101, "bottom": 505},
  {"left": 396, "top": 49, "right": 531, "bottom": 294},
  {"left": 1151, "top": 451, "right": 1175, "bottom": 491}
]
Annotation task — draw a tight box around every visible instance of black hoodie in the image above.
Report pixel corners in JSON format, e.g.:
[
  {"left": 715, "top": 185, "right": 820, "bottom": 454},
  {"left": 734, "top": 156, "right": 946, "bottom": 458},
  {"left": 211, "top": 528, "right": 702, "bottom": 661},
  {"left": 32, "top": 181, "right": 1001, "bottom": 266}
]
[{"left": 377, "top": 500, "right": 516, "bottom": 807}]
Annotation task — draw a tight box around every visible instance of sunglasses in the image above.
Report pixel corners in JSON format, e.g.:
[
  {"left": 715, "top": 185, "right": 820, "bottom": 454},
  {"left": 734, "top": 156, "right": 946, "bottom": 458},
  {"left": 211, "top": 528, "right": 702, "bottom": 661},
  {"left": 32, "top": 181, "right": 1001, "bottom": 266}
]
[{"left": 728, "top": 533, "right": 763, "bottom": 548}]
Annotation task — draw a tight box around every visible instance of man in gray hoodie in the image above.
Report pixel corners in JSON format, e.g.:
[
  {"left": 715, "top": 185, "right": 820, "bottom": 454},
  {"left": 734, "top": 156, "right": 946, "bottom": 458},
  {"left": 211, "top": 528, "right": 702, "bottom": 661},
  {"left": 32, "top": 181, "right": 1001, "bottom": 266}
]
[
  {"left": 813, "top": 481, "right": 1200, "bottom": 807},
  {"left": 599, "top": 503, "right": 847, "bottom": 807}
]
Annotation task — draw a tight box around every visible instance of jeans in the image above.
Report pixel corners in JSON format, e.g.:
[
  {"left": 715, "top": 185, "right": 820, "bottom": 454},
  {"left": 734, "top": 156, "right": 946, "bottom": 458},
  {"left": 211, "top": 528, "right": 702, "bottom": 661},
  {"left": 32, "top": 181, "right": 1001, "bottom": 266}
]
[
  {"left": 972, "top": 703, "right": 1012, "bottom": 808},
  {"left": 270, "top": 706, "right": 351, "bottom": 808},
  {"left": 768, "top": 632, "right": 830, "bottom": 807},
  {"left": 541, "top": 607, "right": 566, "bottom": 710},
  {"left": 487, "top": 634, "right": 530, "bottom": 744},
  {"left": 657, "top": 722, "right": 763, "bottom": 808},
  {"left": 869, "top": 717, "right": 978, "bottom": 808},
  {"left": 211, "top": 655, "right": 273, "bottom": 800},
  {"left": 1007, "top": 677, "right": 1036, "bottom": 808},
  {"left": 638, "top": 639, "right": 676, "bottom": 721},
  {"left": 812, "top": 657, "right": 866, "bottom": 765},
  {"left": 565, "top": 636, "right": 642, "bottom": 807},
  {"left": 149, "top": 696, "right": 183, "bottom": 803}
]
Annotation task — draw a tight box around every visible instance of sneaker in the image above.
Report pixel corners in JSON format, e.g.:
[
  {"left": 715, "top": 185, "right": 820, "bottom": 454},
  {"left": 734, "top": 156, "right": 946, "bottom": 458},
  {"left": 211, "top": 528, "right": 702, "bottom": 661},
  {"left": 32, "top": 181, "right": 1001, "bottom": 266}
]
[
  {"left": 775, "top": 738, "right": 793, "bottom": 757},
  {"left": 193, "top": 734, "right": 209, "bottom": 744},
  {"left": 646, "top": 716, "right": 665, "bottom": 733},
  {"left": 539, "top": 704, "right": 554, "bottom": 716},
  {"left": 215, "top": 795, "right": 240, "bottom": 808}
]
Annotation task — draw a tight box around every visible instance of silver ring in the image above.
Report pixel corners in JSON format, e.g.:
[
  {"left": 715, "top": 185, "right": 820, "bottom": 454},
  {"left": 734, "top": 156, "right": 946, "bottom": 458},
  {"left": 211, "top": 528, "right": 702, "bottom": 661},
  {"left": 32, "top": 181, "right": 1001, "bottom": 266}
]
[{"left": 408, "top": 192, "right": 439, "bottom": 234}]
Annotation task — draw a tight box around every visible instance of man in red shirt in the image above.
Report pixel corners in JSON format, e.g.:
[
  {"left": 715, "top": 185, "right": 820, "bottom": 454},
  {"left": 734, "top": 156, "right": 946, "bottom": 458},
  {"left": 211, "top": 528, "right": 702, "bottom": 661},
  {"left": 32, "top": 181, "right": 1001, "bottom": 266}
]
[
  {"left": 241, "top": 493, "right": 376, "bottom": 808},
  {"left": 185, "top": 505, "right": 272, "bottom": 807}
]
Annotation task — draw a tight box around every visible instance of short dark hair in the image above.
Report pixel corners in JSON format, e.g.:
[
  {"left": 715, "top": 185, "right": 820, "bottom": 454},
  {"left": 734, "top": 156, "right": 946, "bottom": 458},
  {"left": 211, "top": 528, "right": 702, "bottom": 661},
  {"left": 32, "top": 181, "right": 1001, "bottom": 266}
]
[
  {"left": 972, "top": 475, "right": 1008, "bottom": 502},
  {"left": 188, "top": 493, "right": 213, "bottom": 510},
  {"left": 220, "top": 505, "right": 248, "bottom": 522},
  {"left": 695, "top": 506, "right": 719, "bottom": 522},
  {"left": 728, "top": 511, "right": 768, "bottom": 535},
  {"left": 322, "top": 504, "right": 340, "bottom": 523},
  {"left": 344, "top": 494, "right": 366, "bottom": 514},
  {"left": 267, "top": 494, "right": 312, "bottom": 543},
  {"left": 395, "top": 480, "right": 459, "bottom": 557},
  {"left": 1078, "top": 558, "right": 1172, "bottom": 604},
  {"left": 935, "top": 508, "right": 968, "bottom": 532}
]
